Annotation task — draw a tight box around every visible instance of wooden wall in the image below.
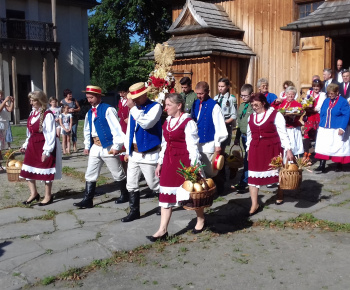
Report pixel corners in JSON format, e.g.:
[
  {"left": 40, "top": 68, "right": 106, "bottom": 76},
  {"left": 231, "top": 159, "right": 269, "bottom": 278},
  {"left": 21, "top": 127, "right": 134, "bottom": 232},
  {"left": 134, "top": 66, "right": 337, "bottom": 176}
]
[
  {"left": 172, "top": 56, "right": 247, "bottom": 100},
  {"left": 172, "top": 0, "right": 302, "bottom": 97}
]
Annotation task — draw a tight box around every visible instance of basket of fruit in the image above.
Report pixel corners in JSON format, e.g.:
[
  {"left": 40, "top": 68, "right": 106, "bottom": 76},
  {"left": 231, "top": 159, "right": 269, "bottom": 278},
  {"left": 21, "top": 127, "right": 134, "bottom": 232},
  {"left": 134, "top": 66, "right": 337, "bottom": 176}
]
[
  {"left": 177, "top": 161, "right": 216, "bottom": 210},
  {"left": 226, "top": 144, "right": 244, "bottom": 169},
  {"left": 5, "top": 149, "right": 24, "bottom": 182}
]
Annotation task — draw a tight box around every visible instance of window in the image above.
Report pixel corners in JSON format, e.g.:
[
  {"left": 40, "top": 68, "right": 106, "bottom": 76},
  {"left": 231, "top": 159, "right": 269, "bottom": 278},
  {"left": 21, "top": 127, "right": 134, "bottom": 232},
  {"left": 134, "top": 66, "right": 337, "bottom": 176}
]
[
  {"left": 292, "top": 1, "right": 324, "bottom": 52},
  {"left": 298, "top": 1, "right": 324, "bottom": 18}
]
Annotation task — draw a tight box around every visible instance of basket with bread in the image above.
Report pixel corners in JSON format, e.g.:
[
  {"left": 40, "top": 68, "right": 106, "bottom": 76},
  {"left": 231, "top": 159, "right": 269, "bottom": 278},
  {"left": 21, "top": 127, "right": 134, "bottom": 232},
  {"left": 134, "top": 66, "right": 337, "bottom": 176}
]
[
  {"left": 176, "top": 160, "right": 216, "bottom": 210},
  {"left": 270, "top": 153, "right": 312, "bottom": 190},
  {"left": 5, "top": 149, "right": 24, "bottom": 182}
]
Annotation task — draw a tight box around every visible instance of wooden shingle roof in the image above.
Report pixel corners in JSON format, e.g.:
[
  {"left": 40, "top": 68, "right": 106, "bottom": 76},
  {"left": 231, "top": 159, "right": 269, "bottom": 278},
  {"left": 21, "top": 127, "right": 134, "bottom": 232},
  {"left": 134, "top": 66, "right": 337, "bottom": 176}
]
[
  {"left": 281, "top": 0, "right": 350, "bottom": 31},
  {"left": 168, "top": 0, "right": 243, "bottom": 36},
  {"left": 142, "top": 33, "right": 255, "bottom": 60}
]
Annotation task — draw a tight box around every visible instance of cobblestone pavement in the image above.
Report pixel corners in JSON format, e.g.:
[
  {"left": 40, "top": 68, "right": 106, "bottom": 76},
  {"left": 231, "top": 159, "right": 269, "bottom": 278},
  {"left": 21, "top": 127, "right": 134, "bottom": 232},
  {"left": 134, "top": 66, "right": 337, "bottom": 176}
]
[{"left": 1, "top": 149, "right": 350, "bottom": 289}]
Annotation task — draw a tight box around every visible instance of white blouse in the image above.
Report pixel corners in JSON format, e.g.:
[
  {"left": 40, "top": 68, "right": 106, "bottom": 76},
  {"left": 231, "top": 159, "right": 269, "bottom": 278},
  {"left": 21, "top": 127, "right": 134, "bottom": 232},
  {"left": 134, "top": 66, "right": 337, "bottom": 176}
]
[
  {"left": 158, "top": 113, "right": 201, "bottom": 165},
  {"left": 22, "top": 110, "right": 56, "bottom": 156},
  {"left": 246, "top": 107, "right": 292, "bottom": 151}
]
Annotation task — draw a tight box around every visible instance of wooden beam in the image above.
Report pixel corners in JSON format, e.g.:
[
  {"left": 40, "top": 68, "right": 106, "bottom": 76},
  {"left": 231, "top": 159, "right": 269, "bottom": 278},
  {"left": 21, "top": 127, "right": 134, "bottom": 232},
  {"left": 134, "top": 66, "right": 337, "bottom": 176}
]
[{"left": 11, "top": 55, "right": 19, "bottom": 124}]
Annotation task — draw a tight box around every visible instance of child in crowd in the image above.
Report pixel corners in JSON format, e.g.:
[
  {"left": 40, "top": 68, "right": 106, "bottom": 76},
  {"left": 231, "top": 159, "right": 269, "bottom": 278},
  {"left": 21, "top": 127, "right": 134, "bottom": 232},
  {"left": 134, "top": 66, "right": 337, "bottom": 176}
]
[
  {"left": 59, "top": 105, "right": 73, "bottom": 154},
  {"left": 49, "top": 97, "right": 61, "bottom": 137},
  {"left": 232, "top": 84, "right": 254, "bottom": 192},
  {"left": 213, "top": 78, "right": 237, "bottom": 180}
]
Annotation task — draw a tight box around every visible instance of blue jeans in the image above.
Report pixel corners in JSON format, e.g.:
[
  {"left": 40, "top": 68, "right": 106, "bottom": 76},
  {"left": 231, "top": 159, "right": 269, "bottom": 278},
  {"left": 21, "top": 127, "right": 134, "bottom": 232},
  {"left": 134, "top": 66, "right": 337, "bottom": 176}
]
[
  {"left": 239, "top": 134, "right": 248, "bottom": 186},
  {"left": 71, "top": 122, "right": 78, "bottom": 143}
]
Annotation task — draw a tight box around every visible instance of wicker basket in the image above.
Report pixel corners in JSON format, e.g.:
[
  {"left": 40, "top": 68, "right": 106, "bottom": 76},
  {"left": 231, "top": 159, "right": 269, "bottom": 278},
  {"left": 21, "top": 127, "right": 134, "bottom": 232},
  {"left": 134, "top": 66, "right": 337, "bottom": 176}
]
[
  {"left": 182, "top": 179, "right": 216, "bottom": 210},
  {"left": 279, "top": 163, "right": 302, "bottom": 190},
  {"left": 226, "top": 144, "right": 244, "bottom": 169},
  {"left": 6, "top": 150, "right": 24, "bottom": 182}
]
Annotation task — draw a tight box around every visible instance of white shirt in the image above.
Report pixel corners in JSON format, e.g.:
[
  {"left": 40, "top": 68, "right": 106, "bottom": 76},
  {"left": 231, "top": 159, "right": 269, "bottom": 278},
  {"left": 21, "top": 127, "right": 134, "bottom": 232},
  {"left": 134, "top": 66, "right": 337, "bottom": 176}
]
[
  {"left": 125, "top": 102, "right": 163, "bottom": 164},
  {"left": 305, "top": 90, "right": 327, "bottom": 112},
  {"left": 337, "top": 71, "right": 343, "bottom": 83},
  {"left": 279, "top": 91, "right": 299, "bottom": 100},
  {"left": 22, "top": 110, "right": 56, "bottom": 156},
  {"left": 158, "top": 113, "right": 201, "bottom": 165},
  {"left": 83, "top": 103, "right": 125, "bottom": 152},
  {"left": 195, "top": 102, "right": 228, "bottom": 153},
  {"left": 246, "top": 107, "right": 292, "bottom": 151},
  {"left": 213, "top": 92, "right": 237, "bottom": 120}
]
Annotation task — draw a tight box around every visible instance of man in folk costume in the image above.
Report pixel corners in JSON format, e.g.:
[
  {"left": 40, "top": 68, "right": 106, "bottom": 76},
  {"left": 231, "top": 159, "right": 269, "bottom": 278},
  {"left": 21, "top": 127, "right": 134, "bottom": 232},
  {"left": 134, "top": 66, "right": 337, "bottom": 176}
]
[
  {"left": 122, "top": 82, "right": 162, "bottom": 222},
  {"left": 191, "top": 81, "right": 228, "bottom": 194},
  {"left": 73, "top": 85, "right": 127, "bottom": 209}
]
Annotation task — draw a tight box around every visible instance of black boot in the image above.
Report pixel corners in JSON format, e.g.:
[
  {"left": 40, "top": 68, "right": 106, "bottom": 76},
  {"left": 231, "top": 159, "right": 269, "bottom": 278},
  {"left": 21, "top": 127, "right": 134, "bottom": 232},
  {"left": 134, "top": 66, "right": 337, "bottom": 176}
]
[
  {"left": 121, "top": 191, "right": 140, "bottom": 222},
  {"left": 115, "top": 179, "right": 129, "bottom": 204},
  {"left": 213, "top": 175, "right": 225, "bottom": 196},
  {"left": 73, "top": 181, "right": 96, "bottom": 208},
  {"left": 144, "top": 191, "right": 159, "bottom": 198},
  {"left": 315, "top": 160, "right": 326, "bottom": 173}
]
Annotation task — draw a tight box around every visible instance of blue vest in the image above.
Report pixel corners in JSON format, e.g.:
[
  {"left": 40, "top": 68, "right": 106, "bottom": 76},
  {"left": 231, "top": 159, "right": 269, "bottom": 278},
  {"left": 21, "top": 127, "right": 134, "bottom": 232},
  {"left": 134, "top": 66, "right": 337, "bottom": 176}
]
[
  {"left": 191, "top": 98, "right": 216, "bottom": 143},
  {"left": 129, "top": 99, "right": 162, "bottom": 155},
  {"left": 88, "top": 103, "right": 113, "bottom": 149}
]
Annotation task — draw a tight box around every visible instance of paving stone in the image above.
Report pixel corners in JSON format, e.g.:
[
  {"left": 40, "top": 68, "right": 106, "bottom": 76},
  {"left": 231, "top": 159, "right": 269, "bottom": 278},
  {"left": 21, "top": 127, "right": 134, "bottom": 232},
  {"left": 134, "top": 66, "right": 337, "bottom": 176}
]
[
  {"left": 0, "top": 240, "right": 43, "bottom": 271},
  {"left": 32, "top": 197, "right": 80, "bottom": 213},
  {"left": 0, "top": 270, "right": 27, "bottom": 290},
  {"left": 0, "top": 220, "right": 55, "bottom": 240},
  {"left": 17, "top": 241, "right": 112, "bottom": 283},
  {"left": 313, "top": 206, "right": 350, "bottom": 224},
  {"left": 36, "top": 228, "right": 98, "bottom": 251},
  {"left": 55, "top": 213, "right": 80, "bottom": 231},
  {"left": 73, "top": 207, "right": 121, "bottom": 226},
  {"left": 0, "top": 207, "right": 47, "bottom": 226}
]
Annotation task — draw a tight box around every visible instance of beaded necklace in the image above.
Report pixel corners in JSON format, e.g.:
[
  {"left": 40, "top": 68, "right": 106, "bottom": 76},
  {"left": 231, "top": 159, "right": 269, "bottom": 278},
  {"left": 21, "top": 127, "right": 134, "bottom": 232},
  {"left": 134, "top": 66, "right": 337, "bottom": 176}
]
[
  {"left": 167, "top": 113, "right": 183, "bottom": 131},
  {"left": 255, "top": 110, "right": 267, "bottom": 124}
]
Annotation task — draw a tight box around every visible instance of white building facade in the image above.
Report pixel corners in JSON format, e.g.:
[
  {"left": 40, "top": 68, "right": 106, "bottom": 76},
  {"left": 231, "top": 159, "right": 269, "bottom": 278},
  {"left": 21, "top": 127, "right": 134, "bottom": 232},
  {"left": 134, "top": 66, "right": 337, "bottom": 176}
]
[{"left": 0, "top": 0, "right": 97, "bottom": 123}]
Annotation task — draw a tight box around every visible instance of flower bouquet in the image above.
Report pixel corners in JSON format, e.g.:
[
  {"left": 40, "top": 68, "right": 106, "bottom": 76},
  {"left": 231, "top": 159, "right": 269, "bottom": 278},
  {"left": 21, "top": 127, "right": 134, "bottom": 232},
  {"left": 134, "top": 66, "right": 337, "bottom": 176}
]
[
  {"left": 177, "top": 160, "right": 216, "bottom": 210},
  {"left": 268, "top": 153, "right": 283, "bottom": 170},
  {"left": 295, "top": 152, "right": 313, "bottom": 172}
]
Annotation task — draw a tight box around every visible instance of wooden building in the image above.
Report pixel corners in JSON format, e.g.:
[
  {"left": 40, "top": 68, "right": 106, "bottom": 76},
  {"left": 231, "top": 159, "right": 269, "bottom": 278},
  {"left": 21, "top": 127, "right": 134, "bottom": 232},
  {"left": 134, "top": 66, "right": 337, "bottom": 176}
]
[
  {"left": 0, "top": 0, "right": 98, "bottom": 123},
  {"left": 146, "top": 0, "right": 350, "bottom": 103}
]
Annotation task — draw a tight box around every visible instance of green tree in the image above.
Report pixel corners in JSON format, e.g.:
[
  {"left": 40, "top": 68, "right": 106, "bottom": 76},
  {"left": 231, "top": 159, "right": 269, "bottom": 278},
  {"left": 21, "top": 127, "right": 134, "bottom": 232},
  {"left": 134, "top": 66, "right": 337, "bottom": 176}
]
[{"left": 88, "top": 0, "right": 172, "bottom": 92}]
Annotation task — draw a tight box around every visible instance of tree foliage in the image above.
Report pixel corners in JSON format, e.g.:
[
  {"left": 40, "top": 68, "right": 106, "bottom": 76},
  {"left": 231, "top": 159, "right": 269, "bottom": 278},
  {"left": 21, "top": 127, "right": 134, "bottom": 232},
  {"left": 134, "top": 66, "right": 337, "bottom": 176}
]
[{"left": 88, "top": 0, "right": 172, "bottom": 92}]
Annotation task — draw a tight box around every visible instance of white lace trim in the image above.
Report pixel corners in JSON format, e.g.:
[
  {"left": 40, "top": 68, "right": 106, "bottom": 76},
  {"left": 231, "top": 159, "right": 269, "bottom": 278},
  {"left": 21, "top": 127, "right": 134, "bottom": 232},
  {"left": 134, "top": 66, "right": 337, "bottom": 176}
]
[
  {"left": 248, "top": 169, "right": 279, "bottom": 178},
  {"left": 20, "top": 164, "right": 56, "bottom": 175},
  {"left": 159, "top": 186, "right": 177, "bottom": 195}
]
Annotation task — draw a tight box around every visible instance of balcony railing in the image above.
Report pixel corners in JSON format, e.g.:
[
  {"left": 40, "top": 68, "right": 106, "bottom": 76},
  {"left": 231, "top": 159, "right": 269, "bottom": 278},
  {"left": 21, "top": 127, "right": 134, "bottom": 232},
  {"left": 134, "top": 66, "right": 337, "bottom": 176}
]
[{"left": 0, "top": 18, "right": 54, "bottom": 42}]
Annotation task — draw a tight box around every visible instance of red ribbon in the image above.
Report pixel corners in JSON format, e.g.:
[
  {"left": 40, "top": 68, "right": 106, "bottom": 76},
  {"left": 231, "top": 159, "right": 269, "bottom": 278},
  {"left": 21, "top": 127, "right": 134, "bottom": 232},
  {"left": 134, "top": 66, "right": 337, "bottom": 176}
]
[
  {"left": 213, "top": 154, "right": 221, "bottom": 170},
  {"left": 130, "top": 87, "right": 147, "bottom": 95},
  {"left": 86, "top": 87, "right": 102, "bottom": 94},
  {"left": 92, "top": 108, "right": 97, "bottom": 117}
]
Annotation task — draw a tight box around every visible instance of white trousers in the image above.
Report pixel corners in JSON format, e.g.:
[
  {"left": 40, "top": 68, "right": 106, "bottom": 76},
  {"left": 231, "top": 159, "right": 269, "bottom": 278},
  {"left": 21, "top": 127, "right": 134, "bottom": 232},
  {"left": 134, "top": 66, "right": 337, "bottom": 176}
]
[
  {"left": 200, "top": 152, "right": 218, "bottom": 178},
  {"left": 126, "top": 159, "right": 159, "bottom": 192},
  {"left": 85, "top": 149, "right": 126, "bottom": 182}
]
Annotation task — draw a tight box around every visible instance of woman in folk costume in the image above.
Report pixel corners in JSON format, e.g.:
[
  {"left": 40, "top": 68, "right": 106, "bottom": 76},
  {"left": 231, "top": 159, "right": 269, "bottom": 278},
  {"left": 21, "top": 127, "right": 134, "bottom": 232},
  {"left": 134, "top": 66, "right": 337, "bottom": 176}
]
[
  {"left": 147, "top": 93, "right": 202, "bottom": 242},
  {"left": 315, "top": 83, "right": 350, "bottom": 173},
  {"left": 271, "top": 86, "right": 304, "bottom": 157},
  {"left": 247, "top": 93, "right": 294, "bottom": 214},
  {"left": 303, "top": 79, "right": 327, "bottom": 152},
  {"left": 20, "top": 91, "right": 62, "bottom": 206},
  {"left": 279, "top": 80, "right": 298, "bottom": 100}
]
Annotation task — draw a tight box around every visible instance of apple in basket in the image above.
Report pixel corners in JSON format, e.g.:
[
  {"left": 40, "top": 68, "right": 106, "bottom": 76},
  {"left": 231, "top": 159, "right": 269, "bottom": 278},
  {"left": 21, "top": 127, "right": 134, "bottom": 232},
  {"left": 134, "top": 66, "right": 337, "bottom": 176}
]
[
  {"left": 15, "top": 161, "right": 23, "bottom": 168},
  {"left": 287, "top": 164, "right": 299, "bottom": 171}
]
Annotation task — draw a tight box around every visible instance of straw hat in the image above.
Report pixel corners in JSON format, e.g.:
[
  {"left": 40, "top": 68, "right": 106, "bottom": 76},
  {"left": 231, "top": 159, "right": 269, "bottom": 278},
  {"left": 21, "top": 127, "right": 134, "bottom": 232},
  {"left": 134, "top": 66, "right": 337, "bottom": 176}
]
[
  {"left": 127, "top": 82, "right": 151, "bottom": 99},
  {"left": 82, "top": 85, "right": 105, "bottom": 96}
]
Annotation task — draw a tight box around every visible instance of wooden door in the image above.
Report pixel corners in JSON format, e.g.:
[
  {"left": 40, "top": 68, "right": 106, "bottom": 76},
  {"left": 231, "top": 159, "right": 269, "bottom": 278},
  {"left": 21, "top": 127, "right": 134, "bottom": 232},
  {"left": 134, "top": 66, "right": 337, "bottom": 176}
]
[{"left": 299, "top": 36, "right": 332, "bottom": 98}]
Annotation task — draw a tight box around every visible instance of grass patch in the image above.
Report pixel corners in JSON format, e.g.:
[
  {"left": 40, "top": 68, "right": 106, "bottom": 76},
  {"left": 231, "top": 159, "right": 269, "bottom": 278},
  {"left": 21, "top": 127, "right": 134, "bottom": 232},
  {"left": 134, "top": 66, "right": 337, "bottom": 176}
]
[
  {"left": 255, "top": 213, "right": 350, "bottom": 232},
  {"left": 10, "top": 125, "right": 27, "bottom": 148},
  {"left": 62, "top": 166, "right": 110, "bottom": 185},
  {"left": 36, "top": 210, "right": 59, "bottom": 220},
  {"left": 41, "top": 276, "right": 56, "bottom": 285},
  {"left": 214, "top": 196, "right": 225, "bottom": 202}
]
